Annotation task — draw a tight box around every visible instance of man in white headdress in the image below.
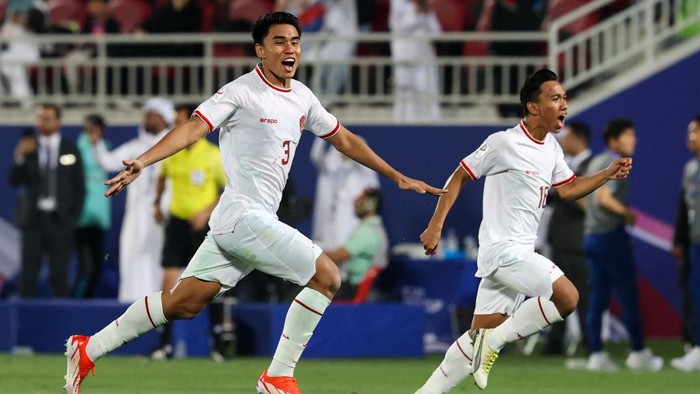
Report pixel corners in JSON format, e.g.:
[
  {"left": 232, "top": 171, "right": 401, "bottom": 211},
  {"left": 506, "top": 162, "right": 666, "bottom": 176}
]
[{"left": 92, "top": 98, "right": 175, "bottom": 302}]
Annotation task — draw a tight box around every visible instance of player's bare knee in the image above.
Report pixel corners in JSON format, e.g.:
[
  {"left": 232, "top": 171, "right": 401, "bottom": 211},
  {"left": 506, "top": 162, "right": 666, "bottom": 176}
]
[
  {"left": 554, "top": 286, "right": 578, "bottom": 317},
  {"left": 308, "top": 257, "right": 341, "bottom": 297}
]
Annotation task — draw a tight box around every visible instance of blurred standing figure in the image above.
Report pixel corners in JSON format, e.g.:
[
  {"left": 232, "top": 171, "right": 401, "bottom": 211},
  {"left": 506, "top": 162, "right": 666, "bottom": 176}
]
[
  {"left": 73, "top": 114, "right": 111, "bottom": 299},
  {"left": 310, "top": 136, "right": 379, "bottom": 250},
  {"left": 671, "top": 115, "right": 700, "bottom": 372},
  {"left": 93, "top": 98, "right": 175, "bottom": 302},
  {"left": 583, "top": 119, "right": 662, "bottom": 372},
  {"left": 543, "top": 121, "right": 593, "bottom": 355},
  {"left": 389, "top": 0, "right": 441, "bottom": 122},
  {"left": 0, "top": 1, "right": 40, "bottom": 109},
  {"left": 149, "top": 104, "right": 226, "bottom": 360},
  {"left": 9, "top": 104, "right": 85, "bottom": 298}
]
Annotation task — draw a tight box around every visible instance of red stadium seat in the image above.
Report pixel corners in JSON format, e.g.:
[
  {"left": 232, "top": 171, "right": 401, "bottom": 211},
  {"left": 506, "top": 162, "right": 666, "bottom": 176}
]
[
  {"left": 333, "top": 266, "right": 384, "bottom": 304},
  {"left": 48, "top": 0, "right": 87, "bottom": 29},
  {"left": 108, "top": 0, "right": 152, "bottom": 33}
]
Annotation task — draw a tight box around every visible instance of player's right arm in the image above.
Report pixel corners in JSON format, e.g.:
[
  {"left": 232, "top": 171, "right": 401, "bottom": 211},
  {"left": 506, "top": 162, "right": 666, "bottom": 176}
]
[
  {"left": 421, "top": 166, "right": 472, "bottom": 256},
  {"left": 104, "top": 117, "right": 209, "bottom": 197}
]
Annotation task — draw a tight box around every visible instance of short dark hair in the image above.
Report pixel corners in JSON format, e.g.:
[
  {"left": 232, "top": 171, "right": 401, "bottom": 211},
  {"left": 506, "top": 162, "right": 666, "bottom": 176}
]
[
  {"left": 40, "top": 103, "right": 61, "bottom": 119},
  {"left": 693, "top": 114, "right": 700, "bottom": 124},
  {"left": 364, "top": 188, "right": 383, "bottom": 214},
  {"left": 519, "top": 69, "right": 559, "bottom": 116},
  {"left": 603, "top": 118, "right": 635, "bottom": 144},
  {"left": 176, "top": 104, "right": 197, "bottom": 116},
  {"left": 567, "top": 121, "right": 590, "bottom": 145},
  {"left": 85, "top": 114, "right": 105, "bottom": 129},
  {"left": 251, "top": 12, "right": 301, "bottom": 46}
]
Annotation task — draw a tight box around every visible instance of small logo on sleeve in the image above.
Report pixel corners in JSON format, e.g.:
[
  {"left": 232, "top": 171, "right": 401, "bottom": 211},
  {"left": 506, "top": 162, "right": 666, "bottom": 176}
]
[
  {"left": 474, "top": 144, "right": 490, "bottom": 159},
  {"left": 259, "top": 118, "right": 278, "bottom": 124},
  {"left": 299, "top": 115, "right": 306, "bottom": 131}
]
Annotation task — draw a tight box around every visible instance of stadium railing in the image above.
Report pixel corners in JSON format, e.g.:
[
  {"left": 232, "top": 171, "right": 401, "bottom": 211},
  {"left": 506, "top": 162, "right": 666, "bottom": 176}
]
[{"left": 0, "top": 0, "right": 696, "bottom": 124}]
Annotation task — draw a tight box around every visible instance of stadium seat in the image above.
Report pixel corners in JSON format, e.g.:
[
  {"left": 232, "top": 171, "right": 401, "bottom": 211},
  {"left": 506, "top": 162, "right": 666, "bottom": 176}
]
[
  {"left": 229, "top": 0, "right": 274, "bottom": 25},
  {"left": 108, "top": 0, "right": 152, "bottom": 33},
  {"left": 47, "top": 0, "right": 87, "bottom": 30},
  {"left": 334, "top": 266, "right": 384, "bottom": 304}
]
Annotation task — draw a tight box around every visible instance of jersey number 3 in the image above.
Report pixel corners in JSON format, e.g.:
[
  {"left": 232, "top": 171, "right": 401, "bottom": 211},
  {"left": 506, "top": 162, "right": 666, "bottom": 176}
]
[
  {"left": 281, "top": 140, "right": 291, "bottom": 165},
  {"left": 538, "top": 186, "right": 550, "bottom": 209}
]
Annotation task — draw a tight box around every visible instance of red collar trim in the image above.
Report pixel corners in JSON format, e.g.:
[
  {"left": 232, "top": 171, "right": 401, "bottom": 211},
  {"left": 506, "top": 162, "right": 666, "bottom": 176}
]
[
  {"left": 255, "top": 65, "right": 291, "bottom": 93},
  {"left": 519, "top": 121, "right": 545, "bottom": 145}
]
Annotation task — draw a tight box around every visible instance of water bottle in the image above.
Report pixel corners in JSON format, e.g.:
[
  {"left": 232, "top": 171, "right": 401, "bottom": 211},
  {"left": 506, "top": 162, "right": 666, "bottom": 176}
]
[
  {"left": 464, "top": 235, "right": 479, "bottom": 260},
  {"left": 443, "top": 229, "right": 462, "bottom": 259}
]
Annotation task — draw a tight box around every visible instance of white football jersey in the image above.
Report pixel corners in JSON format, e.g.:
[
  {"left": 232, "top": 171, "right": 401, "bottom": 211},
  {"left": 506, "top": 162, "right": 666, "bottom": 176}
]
[
  {"left": 461, "top": 121, "right": 575, "bottom": 276},
  {"left": 195, "top": 65, "right": 339, "bottom": 234}
]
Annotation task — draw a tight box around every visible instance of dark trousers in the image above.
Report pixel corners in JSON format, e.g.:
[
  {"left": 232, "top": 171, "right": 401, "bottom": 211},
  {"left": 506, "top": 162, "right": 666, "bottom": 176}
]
[
  {"left": 545, "top": 247, "right": 589, "bottom": 353},
  {"left": 584, "top": 225, "right": 645, "bottom": 353},
  {"left": 20, "top": 213, "right": 74, "bottom": 298},
  {"left": 73, "top": 226, "right": 105, "bottom": 298},
  {"left": 687, "top": 244, "right": 700, "bottom": 345}
]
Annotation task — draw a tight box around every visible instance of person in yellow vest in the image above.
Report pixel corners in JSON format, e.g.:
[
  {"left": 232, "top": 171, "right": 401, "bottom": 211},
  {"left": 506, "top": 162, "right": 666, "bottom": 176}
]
[{"left": 150, "top": 104, "right": 226, "bottom": 360}]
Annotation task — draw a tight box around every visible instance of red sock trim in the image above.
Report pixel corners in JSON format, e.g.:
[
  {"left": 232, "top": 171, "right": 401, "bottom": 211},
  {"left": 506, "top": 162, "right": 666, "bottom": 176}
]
[
  {"left": 537, "top": 297, "right": 551, "bottom": 326},
  {"left": 456, "top": 340, "right": 473, "bottom": 361},
  {"left": 293, "top": 299, "right": 323, "bottom": 316},
  {"left": 144, "top": 296, "right": 157, "bottom": 328}
]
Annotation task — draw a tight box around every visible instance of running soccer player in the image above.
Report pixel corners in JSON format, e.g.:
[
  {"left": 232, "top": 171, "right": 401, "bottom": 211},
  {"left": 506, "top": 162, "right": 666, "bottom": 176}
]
[
  {"left": 415, "top": 69, "right": 633, "bottom": 393},
  {"left": 64, "top": 11, "right": 445, "bottom": 394}
]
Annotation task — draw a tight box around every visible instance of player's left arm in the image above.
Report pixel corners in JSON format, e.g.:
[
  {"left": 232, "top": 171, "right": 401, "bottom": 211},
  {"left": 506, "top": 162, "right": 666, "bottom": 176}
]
[
  {"left": 104, "top": 117, "right": 209, "bottom": 196},
  {"left": 326, "top": 126, "right": 446, "bottom": 196},
  {"left": 556, "top": 157, "right": 632, "bottom": 202}
]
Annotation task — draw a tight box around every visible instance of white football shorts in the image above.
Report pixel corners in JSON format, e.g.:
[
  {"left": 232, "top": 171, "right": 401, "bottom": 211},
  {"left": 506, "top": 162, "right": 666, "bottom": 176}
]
[
  {"left": 474, "top": 242, "right": 564, "bottom": 316},
  {"left": 180, "top": 206, "right": 322, "bottom": 297}
]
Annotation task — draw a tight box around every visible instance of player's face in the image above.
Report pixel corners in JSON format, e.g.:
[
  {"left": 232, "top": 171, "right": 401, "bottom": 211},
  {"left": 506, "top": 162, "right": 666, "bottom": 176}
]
[
  {"left": 535, "top": 81, "right": 568, "bottom": 132},
  {"left": 688, "top": 121, "right": 700, "bottom": 154},
  {"left": 255, "top": 24, "right": 301, "bottom": 87},
  {"left": 610, "top": 127, "right": 637, "bottom": 157}
]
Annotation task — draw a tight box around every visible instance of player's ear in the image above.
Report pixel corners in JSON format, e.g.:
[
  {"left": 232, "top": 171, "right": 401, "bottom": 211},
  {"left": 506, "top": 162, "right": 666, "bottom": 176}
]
[
  {"left": 255, "top": 43, "right": 265, "bottom": 59},
  {"left": 527, "top": 101, "right": 539, "bottom": 115}
]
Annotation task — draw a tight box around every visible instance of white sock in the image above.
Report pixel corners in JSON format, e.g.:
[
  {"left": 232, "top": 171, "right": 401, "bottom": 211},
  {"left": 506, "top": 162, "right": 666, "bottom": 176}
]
[
  {"left": 489, "top": 297, "right": 563, "bottom": 350},
  {"left": 268, "top": 287, "right": 330, "bottom": 377},
  {"left": 87, "top": 292, "right": 168, "bottom": 361},
  {"left": 420, "top": 331, "right": 473, "bottom": 393}
]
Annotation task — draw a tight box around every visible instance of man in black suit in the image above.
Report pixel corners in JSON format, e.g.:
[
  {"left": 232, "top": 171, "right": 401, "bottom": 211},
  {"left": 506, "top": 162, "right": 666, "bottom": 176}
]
[
  {"left": 10, "top": 103, "right": 85, "bottom": 298},
  {"left": 543, "top": 121, "right": 593, "bottom": 355}
]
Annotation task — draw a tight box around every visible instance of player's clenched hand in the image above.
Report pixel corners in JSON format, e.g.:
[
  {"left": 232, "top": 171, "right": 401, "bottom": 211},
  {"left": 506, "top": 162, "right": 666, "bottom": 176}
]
[
  {"left": 398, "top": 177, "right": 447, "bottom": 196},
  {"left": 420, "top": 226, "right": 441, "bottom": 256},
  {"left": 606, "top": 157, "right": 633, "bottom": 180},
  {"left": 104, "top": 159, "right": 144, "bottom": 197}
]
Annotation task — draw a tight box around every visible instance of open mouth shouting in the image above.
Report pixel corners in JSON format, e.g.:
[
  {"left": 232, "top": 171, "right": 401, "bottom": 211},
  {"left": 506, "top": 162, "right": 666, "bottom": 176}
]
[
  {"left": 557, "top": 113, "right": 567, "bottom": 129},
  {"left": 282, "top": 58, "right": 296, "bottom": 73}
]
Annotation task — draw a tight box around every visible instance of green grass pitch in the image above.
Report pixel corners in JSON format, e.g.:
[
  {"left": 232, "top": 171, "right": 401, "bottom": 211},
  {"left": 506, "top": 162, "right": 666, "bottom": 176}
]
[{"left": 2, "top": 341, "right": 696, "bottom": 393}]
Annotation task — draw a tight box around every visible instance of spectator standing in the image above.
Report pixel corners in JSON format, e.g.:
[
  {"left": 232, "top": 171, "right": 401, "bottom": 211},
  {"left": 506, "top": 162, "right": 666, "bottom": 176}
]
[
  {"left": 543, "top": 121, "right": 593, "bottom": 355},
  {"left": 671, "top": 115, "right": 700, "bottom": 371},
  {"left": 93, "top": 97, "right": 175, "bottom": 302},
  {"left": 583, "top": 118, "right": 663, "bottom": 371},
  {"left": 73, "top": 114, "right": 111, "bottom": 299},
  {"left": 310, "top": 136, "right": 379, "bottom": 250},
  {"left": 9, "top": 103, "right": 85, "bottom": 298},
  {"left": 149, "top": 104, "right": 226, "bottom": 360},
  {"left": 0, "top": 1, "right": 40, "bottom": 109},
  {"left": 326, "top": 188, "right": 388, "bottom": 299},
  {"left": 389, "top": 0, "right": 442, "bottom": 122}
]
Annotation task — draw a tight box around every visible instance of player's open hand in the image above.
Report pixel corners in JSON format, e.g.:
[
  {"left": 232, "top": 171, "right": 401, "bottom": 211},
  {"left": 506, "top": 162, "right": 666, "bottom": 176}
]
[
  {"left": 606, "top": 157, "right": 633, "bottom": 180},
  {"left": 104, "top": 159, "right": 145, "bottom": 197},
  {"left": 420, "top": 226, "right": 441, "bottom": 256},
  {"left": 398, "top": 177, "right": 447, "bottom": 196}
]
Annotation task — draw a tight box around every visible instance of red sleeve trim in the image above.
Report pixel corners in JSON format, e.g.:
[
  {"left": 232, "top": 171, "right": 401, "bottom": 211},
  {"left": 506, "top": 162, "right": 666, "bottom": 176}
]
[
  {"left": 460, "top": 160, "right": 477, "bottom": 180},
  {"left": 552, "top": 174, "right": 576, "bottom": 188},
  {"left": 194, "top": 110, "right": 214, "bottom": 134},
  {"left": 319, "top": 120, "right": 340, "bottom": 139}
]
